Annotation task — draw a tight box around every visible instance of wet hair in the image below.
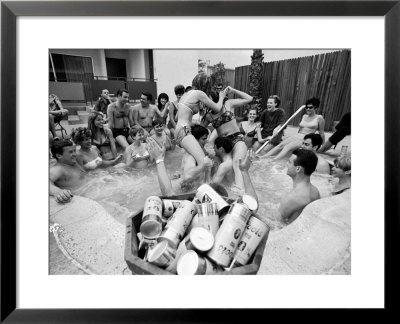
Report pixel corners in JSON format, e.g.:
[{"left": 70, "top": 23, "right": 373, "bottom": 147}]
[
  {"left": 51, "top": 140, "right": 73, "bottom": 160},
  {"left": 333, "top": 155, "right": 351, "bottom": 172},
  {"left": 303, "top": 133, "right": 323, "bottom": 150},
  {"left": 174, "top": 85, "right": 185, "bottom": 96},
  {"left": 305, "top": 97, "right": 320, "bottom": 108},
  {"left": 87, "top": 111, "right": 104, "bottom": 138},
  {"left": 157, "top": 93, "right": 169, "bottom": 110},
  {"left": 191, "top": 125, "right": 209, "bottom": 140},
  {"left": 152, "top": 118, "right": 164, "bottom": 127},
  {"left": 70, "top": 127, "right": 92, "bottom": 145},
  {"left": 129, "top": 125, "right": 145, "bottom": 137},
  {"left": 268, "top": 95, "right": 281, "bottom": 107},
  {"left": 142, "top": 92, "right": 152, "bottom": 102},
  {"left": 192, "top": 73, "right": 211, "bottom": 95},
  {"left": 215, "top": 137, "right": 233, "bottom": 154},
  {"left": 116, "top": 89, "right": 129, "bottom": 97},
  {"left": 185, "top": 86, "right": 192, "bottom": 92},
  {"left": 209, "top": 182, "right": 229, "bottom": 198},
  {"left": 293, "top": 148, "right": 318, "bottom": 176}
]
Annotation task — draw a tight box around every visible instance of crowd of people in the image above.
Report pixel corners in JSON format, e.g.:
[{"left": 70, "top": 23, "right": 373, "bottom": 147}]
[{"left": 49, "top": 72, "right": 351, "bottom": 226}]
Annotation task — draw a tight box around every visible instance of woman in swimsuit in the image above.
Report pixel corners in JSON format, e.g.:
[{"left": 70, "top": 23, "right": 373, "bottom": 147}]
[
  {"left": 88, "top": 111, "right": 118, "bottom": 161},
  {"left": 202, "top": 86, "right": 253, "bottom": 191},
  {"left": 71, "top": 127, "right": 123, "bottom": 170},
  {"left": 264, "top": 97, "right": 325, "bottom": 160},
  {"left": 331, "top": 154, "right": 351, "bottom": 195},
  {"left": 124, "top": 126, "right": 153, "bottom": 169},
  {"left": 154, "top": 93, "right": 172, "bottom": 139},
  {"left": 239, "top": 107, "right": 260, "bottom": 148},
  {"left": 174, "top": 73, "right": 228, "bottom": 181}
]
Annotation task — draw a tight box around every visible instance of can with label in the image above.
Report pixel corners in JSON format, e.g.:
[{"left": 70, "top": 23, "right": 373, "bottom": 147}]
[
  {"left": 140, "top": 196, "right": 163, "bottom": 239},
  {"left": 196, "top": 203, "right": 219, "bottom": 236},
  {"left": 165, "top": 227, "right": 214, "bottom": 273},
  {"left": 162, "top": 199, "right": 182, "bottom": 218},
  {"left": 231, "top": 216, "right": 270, "bottom": 267},
  {"left": 207, "top": 202, "right": 252, "bottom": 267},
  {"left": 147, "top": 240, "right": 176, "bottom": 269},
  {"left": 176, "top": 250, "right": 221, "bottom": 275},
  {"left": 158, "top": 200, "right": 196, "bottom": 248},
  {"left": 196, "top": 184, "right": 230, "bottom": 216}
]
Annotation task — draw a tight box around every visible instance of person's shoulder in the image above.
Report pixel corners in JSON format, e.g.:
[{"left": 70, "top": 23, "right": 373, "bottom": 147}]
[{"left": 132, "top": 103, "right": 141, "bottom": 109}]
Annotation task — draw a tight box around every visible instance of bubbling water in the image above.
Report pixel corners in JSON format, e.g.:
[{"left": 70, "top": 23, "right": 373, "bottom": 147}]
[{"left": 74, "top": 148, "right": 334, "bottom": 231}]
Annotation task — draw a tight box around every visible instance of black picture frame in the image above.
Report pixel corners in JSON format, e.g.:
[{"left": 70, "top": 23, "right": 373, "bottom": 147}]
[{"left": 1, "top": 0, "right": 399, "bottom": 322}]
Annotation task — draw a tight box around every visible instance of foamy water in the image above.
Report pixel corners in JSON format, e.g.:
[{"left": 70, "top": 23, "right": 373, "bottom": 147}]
[{"left": 75, "top": 146, "right": 334, "bottom": 231}]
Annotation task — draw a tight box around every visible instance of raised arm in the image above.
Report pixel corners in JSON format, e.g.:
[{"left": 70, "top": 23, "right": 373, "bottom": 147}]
[
  {"left": 147, "top": 137, "right": 174, "bottom": 196},
  {"left": 224, "top": 86, "right": 253, "bottom": 109},
  {"left": 197, "top": 88, "right": 228, "bottom": 113}
]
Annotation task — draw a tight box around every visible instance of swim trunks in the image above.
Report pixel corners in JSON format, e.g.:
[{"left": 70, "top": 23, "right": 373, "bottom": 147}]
[
  {"left": 225, "top": 132, "right": 245, "bottom": 147},
  {"left": 174, "top": 125, "right": 192, "bottom": 147}
]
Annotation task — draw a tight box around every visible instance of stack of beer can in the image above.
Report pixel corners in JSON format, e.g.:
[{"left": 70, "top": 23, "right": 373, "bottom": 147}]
[{"left": 137, "top": 184, "right": 270, "bottom": 275}]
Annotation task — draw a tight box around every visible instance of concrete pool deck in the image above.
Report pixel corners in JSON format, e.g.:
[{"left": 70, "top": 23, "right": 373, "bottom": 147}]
[{"left": 50, "top": 120, "right": 351, "bottom": 275}]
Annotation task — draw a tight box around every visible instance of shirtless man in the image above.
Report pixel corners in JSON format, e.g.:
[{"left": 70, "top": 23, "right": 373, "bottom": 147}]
[
  {"left": 211, "top": 137, "right": 234, "bottom": 186},
  {"left": 130, "top": 92, "right": 167, "bottom": 135},
  {"left": 107, "top": 89, "right": 132, "bottom": 149},
  {"left": 301, "top": 133, "right": 331, "bottom": 174},
  {"left": 279, "top": 149, "right": 320, "bottom": 225},
  {"left": 49, "top": 140, "right": 86, "bottom": 203}
]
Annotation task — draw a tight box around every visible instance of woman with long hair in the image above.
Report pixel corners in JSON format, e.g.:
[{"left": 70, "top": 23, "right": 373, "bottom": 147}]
[
  {"left": 155, "top": 92, "right": 172, "bottom": 139},
  {"left": 87, "top": 111, "right": 118, "bottom": 161},
  {"left": 174, "top": 73, "right": 227, "bottom": 182}
]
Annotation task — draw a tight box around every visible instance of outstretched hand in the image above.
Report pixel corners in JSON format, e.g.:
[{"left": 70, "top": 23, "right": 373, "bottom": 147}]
[
  {"left": 147, "top": 137, "right": 166, "bottom": 161},
  {"left": 239, "top": 149, "right": 255, "bottom": 172}
]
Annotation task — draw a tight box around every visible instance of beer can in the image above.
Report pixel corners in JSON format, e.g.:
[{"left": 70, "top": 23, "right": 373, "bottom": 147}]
[
  {"left": 196, "top": 184, "right": 230, "bottom": 216},
  {"left": 207, "top": 203, "right": 252, "bottom": 267},
  {"left": 232, "top": 216, "right": 270, "bottom": 267},
  {"left": 147, "top": 240, "right": 176, "bottom": 269},
  {"left": 196, "top": 203, "right": 219, "bottom": 236},
  {"left": 140, "top": 196, "right": 163, "bottom": 239},
  {"left": 162, "top": 199, "right": 182, "bottom": 217},
  {"left": 177, "top": 250, "right": 207, "bottom": 275},
  {"left": 185, "top": 227, "right": 214, "bottom": 253},
  {"left": 159, "top": 200, "right": 196, "bottom": 248}
]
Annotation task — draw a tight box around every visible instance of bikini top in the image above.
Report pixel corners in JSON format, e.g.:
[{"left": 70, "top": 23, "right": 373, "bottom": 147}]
[
  {"left": 239, "top": 122, "right": 257, "bottom": 137},
  {"left": 299, "top": 115, "right": 321, "bottom": 130},
  {"left": 131, "top": 150, "right": 150, "bottom": 162},
  {"left": 92, "top": 128, "right": 111, "bottom": 147},
  {"left": 84, "top": 156, "right": 103, "bottom": 170},
  {"left": 178, "top": 90, "right": 202, "bottom": 115},
  {"left": 206, "top": 109, "right": 235, "bottom": 129}
]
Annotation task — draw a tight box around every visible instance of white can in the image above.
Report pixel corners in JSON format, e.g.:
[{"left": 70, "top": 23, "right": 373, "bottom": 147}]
[
  {"left": 196, "top": 203, "right": 219, "bottom": 236},
  {"left": 241, "top": 195, "right": 258, "bottom": 213},
  {"left": 159, "top": 200, "right": 196, "bottom": 248},
  {"left": 162, "top": 199, "right": 182, "bottom": 218},
  {"left": 207, "top": 203, "right": 252, "bottom": 267},
  {"left": 232, "top": 216, "right": 270, "bottom": 267},
  {"left": 196, "top": 184, "right": 230, "bottom": 216},
  {"left": 147, "top": 240, "right": 177, "bottom": 269},
  {"left": 140, "top": 196, "right": 163, "bottom": 239}
]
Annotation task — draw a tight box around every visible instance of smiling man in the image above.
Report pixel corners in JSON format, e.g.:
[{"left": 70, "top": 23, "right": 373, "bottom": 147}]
[
  {"left": 130, "top": 92, "right": 167, "bottom": 135},
  {"left": 49, "top": 140, "right": 86, "bottom": 203}
]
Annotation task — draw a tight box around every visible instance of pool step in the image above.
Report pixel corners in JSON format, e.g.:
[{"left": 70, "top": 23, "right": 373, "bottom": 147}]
[
  {"left": 68, "top": 115, "right": 81, "bottom": 125},
  {"left": 77, "top": 111, "right": 90, "bottom": 124}
]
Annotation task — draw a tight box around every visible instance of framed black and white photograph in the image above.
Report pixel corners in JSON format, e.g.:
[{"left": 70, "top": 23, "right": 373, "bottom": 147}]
[{"left": 1, "top": 0, "right": 398, "bottom": 322}]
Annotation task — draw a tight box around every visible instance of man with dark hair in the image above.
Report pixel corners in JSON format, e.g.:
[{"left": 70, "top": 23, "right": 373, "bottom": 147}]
[
  {"left": 212, "top": 137, "right": 234, "bottom": 185},
  {"left": 107, "top": 89, "right": 132, "bottom": 149},
  {"left": 279, "top": 148, "right": 320, "bottom": 224},
  {"left": 130, "top": 92, "right": 167, "bottom": 135},
  {"left": 302, "top": 133, "right": 330, "bottom": 174},
  {"left": 93, "top": 89, "right": 111, "bottom": 115},
  {"left": 50, "top": 140, "right": 86, "bottom": 203}
]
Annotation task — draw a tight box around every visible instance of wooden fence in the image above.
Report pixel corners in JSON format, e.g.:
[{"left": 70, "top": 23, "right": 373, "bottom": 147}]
[{"left": 234, "top": 50, "right": 351, "bottom": 131}]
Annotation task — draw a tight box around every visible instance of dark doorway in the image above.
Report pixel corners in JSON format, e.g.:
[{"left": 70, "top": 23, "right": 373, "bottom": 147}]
[{"left": 106, "top": 57, "right": 127, "bottom": 80}]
